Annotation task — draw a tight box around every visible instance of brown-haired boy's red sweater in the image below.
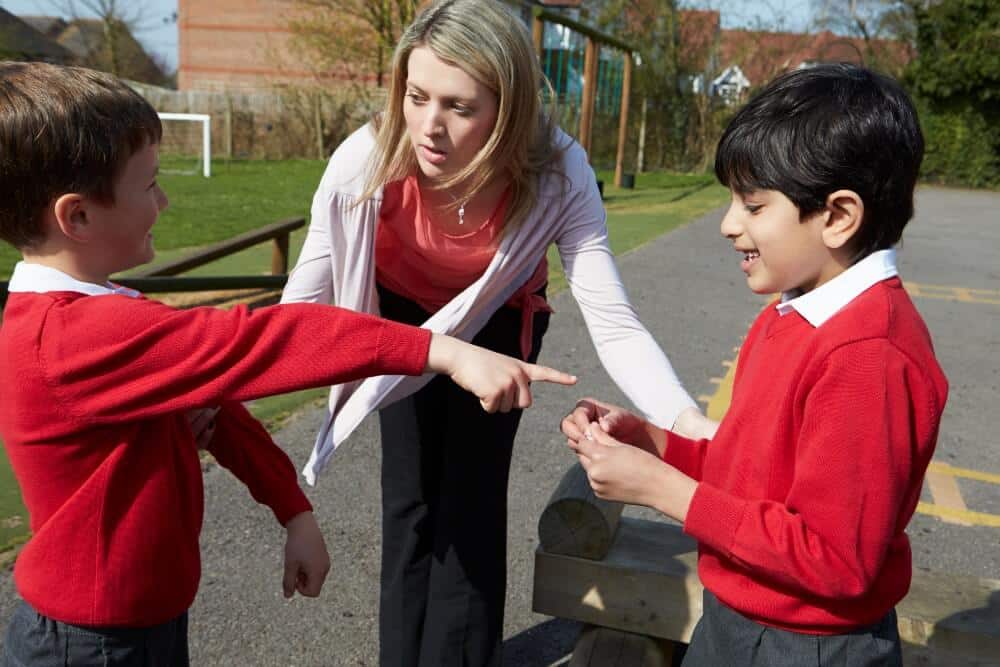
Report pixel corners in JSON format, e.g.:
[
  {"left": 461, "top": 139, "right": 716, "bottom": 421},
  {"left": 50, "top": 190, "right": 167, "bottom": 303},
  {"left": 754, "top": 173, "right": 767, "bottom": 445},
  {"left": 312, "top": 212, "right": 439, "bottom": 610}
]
[
  {"left": 0, "top": 271, "right": 431, "bottom": 627},
  {"left": 665, "top": 276, "right": 947, "bottom": 634}
]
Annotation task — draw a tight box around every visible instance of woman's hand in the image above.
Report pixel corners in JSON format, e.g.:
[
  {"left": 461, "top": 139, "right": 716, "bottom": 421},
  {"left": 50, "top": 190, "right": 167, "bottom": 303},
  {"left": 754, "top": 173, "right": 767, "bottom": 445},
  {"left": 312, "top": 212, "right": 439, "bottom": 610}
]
[
  {"left": 672, "top": 407, "right": 719, "bottom": 441},
  {"left": 426, "top": 333, "right": 576, "bottom": 413}
]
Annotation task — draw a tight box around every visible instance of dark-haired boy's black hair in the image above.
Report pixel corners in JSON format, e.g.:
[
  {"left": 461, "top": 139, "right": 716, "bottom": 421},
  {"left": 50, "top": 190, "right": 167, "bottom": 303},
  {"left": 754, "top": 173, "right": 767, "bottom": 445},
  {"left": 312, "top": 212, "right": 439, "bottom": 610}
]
[{"left": 714, "top": 63, "right": 923, "bottom": 261}]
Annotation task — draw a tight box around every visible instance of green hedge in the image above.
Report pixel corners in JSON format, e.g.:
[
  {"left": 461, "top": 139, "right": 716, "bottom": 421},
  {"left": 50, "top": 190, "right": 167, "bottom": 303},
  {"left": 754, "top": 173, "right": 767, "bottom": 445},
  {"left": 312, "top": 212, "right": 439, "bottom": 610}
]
[{"left": 917, "top": 100, "right": 999, "bottom": 189}]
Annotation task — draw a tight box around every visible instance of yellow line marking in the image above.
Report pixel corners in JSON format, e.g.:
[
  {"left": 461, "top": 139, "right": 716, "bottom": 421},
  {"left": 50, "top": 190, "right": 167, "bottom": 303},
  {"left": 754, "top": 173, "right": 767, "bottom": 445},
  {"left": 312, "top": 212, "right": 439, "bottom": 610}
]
[
  {"left": 700, "top": 353, "right": 738, "bottom": 422},
  {"left": 903, "top": 281, "right": 1000, "bottom": 305},
  {"left": 702, "top": 349, "right": 1000, "bottom": 528},
  {"left": 924, "top": 470, "right": 972, "bottom": 526},
  {"left": 916, "top": 502, "right": 1000, "bottom": 528},
  {"left": 928, "top": 461, "right": 1000, "bottom": 485}
]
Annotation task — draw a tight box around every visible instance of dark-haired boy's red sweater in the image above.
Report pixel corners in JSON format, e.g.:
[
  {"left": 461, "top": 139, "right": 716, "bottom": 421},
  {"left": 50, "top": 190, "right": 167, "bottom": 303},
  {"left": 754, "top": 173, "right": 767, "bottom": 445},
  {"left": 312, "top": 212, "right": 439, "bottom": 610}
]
[
  {"left": 0, "top": 288, "right": 430, "bottom": 627},
  {"left": 664, "top": 277, "right": 947, "bottom": 634}
]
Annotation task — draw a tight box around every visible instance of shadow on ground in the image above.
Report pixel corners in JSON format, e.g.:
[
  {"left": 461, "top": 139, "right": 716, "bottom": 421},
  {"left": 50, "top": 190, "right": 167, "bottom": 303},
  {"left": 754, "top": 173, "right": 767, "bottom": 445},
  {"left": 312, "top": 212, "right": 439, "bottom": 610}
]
[{"left": 503, "top": 618, "right": 581, "bottom": 666}]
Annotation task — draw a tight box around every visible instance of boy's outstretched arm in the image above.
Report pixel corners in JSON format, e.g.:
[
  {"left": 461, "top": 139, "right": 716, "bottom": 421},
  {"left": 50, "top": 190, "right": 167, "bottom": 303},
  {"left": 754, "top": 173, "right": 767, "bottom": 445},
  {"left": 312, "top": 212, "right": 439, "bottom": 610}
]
[
  {"left": 282, "top": 511, "right": 331, "bottom": 598},
  {"left": 425, "top": 333, "right": 577, "bottom": 413},
  {"left": 569, "top": 424, "right": 698, "bottom": 523}
]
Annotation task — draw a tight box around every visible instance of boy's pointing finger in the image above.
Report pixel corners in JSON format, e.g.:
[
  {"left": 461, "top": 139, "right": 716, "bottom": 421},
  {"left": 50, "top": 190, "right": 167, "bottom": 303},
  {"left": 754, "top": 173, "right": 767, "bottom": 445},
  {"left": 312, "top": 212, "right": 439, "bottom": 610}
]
[{"left": 524, "top": 363, "right": 577, "bottom": 386}]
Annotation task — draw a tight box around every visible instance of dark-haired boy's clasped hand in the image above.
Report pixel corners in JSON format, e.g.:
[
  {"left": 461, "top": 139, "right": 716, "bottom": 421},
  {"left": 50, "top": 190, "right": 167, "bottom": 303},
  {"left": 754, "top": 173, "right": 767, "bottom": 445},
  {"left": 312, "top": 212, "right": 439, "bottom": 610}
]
[
  {"left": 561, "top": 399, "right": 697, "bottom": 523},
  {"left": 281, "top": 511, "right": 331, "bottom": 599},
  {"left": 562, "top": 398, "right": 660, "bottom": 456}
]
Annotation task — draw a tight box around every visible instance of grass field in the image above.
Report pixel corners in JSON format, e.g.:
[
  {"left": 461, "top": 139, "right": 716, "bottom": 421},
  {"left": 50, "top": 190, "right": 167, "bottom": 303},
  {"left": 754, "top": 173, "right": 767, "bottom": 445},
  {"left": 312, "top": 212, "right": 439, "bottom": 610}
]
[
  {"left": 0, "top": 157, "right": 326, "bottom": 281},
  {"left": 0, "top": 160, "right": 728, "bottom": 555}
]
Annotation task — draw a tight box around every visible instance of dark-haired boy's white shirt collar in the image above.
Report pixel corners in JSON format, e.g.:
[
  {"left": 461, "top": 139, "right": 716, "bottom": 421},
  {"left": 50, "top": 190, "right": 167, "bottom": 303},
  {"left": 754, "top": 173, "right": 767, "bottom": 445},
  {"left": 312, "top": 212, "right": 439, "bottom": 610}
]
[
  {"left": 777, "top": 249, "right": 898, "bottom": 327},
  {"left": 8, "top": 261, "right": 141, "bottom": 298}
]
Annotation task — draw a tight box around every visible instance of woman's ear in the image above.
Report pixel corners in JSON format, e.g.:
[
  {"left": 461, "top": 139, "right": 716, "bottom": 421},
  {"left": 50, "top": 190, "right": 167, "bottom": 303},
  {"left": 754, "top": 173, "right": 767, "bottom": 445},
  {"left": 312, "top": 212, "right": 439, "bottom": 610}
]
[
  {"left": 51, "top": 193, "right": 91, "bottom": 243},
  {"left": 822, "top": 189, "right": 864, "bottom": 250}
]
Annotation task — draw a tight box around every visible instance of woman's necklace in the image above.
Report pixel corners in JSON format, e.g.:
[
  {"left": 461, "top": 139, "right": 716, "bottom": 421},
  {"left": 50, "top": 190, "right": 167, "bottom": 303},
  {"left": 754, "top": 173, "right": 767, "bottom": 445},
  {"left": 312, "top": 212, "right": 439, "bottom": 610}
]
[{"left": 448, "top": 191, "right": 467, "bottom": 225}]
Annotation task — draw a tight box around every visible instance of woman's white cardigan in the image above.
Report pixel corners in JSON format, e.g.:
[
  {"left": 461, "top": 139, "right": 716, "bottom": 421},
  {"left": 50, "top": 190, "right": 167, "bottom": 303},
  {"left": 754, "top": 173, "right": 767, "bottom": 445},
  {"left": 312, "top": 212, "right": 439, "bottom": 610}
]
[{"left": 282, "top": 124, "right": 696, "bottom": 484}]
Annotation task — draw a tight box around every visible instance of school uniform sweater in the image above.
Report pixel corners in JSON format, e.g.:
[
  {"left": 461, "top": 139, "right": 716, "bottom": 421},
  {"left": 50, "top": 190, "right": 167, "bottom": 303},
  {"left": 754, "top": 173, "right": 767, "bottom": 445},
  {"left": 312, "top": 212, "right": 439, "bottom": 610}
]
[
  {"left": 0, "top": 272, "right": 430, "bottom": 627},
  {"left": 664, "top": 275, "right": 948, "bottom": 634}
]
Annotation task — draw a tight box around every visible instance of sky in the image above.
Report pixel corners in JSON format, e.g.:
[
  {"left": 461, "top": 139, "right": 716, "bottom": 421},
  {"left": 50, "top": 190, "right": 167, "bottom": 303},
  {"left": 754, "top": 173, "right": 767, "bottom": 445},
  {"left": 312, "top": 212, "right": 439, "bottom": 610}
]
[
  {"left": 0, "top": 0, "right": 818, "bottom": 76},
  {"left": 684, "top": 0, "right": 815, "bottom": 33},
  {"left": 0, "top": 0, "right": 179, "bottom": 71}
]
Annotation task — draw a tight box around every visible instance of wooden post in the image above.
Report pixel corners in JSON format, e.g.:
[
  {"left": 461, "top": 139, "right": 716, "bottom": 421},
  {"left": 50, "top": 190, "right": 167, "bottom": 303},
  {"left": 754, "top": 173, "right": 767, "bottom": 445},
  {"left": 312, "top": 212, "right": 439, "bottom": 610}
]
[
  {"left": 271, "top": 232, "right": 290, "bottom": 275},
  {"left": 538, "top": 463, "right": 623, "bottom": 560},
  {"left": 613, "top": 53, "right": 633, "bottom": 187},
  {"left": 313, "top": 92, "right": 324, "bottom": 160},
  {"left": 224, "top": 94, "right": 233, "bottom": 160},
  {"left": 579, "top": 37, "right": 598, "bottom": 156},
  {"left": 636, "top": 96, "right": 647, "bottom": 174},
  {"left": 570, "top": 626, "right": 677, "bottom": 667},
  {"left": 532, "top": 15, "right": 544, "bottom": 60}
]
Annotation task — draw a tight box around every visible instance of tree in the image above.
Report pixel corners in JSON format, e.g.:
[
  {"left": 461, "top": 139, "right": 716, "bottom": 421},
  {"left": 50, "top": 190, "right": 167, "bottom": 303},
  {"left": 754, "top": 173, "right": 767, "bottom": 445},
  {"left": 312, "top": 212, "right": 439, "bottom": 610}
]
[
  {"left": 810, "top": 0, "right": 916, "bottom": 76},
  {"left": 44, "top": 0, "right": 157, "bottom": 78},
  {"left": 284, "top": 0, "right": 419, "bottom": 87},
  {"left": 595, "top": 0, "right": 690, "bottom": 170},
  {"left": 903, "top": 0, "right": 998, "bottom": 186},
  {"left": 903, "top": 0, "right": 999, "bottom": 113}
]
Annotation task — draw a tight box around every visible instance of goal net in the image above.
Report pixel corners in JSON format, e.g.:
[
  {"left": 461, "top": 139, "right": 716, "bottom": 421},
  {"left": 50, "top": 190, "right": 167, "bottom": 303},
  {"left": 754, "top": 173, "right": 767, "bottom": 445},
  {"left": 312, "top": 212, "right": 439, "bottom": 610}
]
[{"left": 157, "top": 113, "right": 212, "bottom": 177}]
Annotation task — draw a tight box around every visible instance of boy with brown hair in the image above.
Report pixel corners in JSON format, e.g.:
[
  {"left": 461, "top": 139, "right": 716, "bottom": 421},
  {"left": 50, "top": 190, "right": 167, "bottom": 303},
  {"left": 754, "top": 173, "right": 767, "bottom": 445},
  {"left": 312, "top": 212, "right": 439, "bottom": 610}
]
[
  {"left": 563, "top": 64, "right": 948, "bottom": 665},
  {"left": 0, "top": 62, "right": 573, "bottom": 665}
]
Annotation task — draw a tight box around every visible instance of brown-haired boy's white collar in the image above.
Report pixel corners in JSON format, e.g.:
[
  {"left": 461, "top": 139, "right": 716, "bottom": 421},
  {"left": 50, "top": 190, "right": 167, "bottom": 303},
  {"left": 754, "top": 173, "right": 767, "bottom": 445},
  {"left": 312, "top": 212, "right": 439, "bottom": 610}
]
[
  {"left": 777, "top": 249, "right": 898, "bottom": 327},
  {"left": 8, "top": 261, "right": 140, "bottom": 298}
]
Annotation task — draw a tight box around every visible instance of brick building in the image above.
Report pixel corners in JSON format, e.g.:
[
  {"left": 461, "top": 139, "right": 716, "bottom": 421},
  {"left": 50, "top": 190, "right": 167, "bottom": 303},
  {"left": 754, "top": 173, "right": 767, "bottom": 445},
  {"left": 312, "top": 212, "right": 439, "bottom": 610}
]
[
  {"left": 178, "top": 1, "right": 910, "bottom": 95},
  {"left": 177, "top": 0, "right": 586, "bottom": 91},
  {"left": 178, "top": 0, "right": 315, "bottom": 91}
]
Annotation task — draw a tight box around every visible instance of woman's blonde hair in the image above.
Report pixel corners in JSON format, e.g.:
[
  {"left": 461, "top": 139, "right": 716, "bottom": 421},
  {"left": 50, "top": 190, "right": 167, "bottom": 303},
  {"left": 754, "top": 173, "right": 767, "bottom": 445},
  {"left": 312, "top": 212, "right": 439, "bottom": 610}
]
[{"left": 362, "top": 0, "right": 563, "bottom": 229}]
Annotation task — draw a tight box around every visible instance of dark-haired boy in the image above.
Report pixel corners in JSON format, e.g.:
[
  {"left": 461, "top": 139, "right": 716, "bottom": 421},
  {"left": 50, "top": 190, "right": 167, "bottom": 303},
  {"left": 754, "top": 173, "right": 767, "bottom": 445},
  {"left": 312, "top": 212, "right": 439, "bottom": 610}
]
[
  {"left": 562, "top": 63, "right": 948, "bottom": 665},
  {"left": 0, "top": 62, "right": 573, "bottom": 665}
]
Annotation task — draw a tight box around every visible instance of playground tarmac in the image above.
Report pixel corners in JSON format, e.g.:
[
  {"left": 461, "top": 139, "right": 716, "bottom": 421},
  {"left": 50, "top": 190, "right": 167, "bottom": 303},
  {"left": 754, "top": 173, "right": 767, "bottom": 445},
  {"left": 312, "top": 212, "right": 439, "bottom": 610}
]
[{"left": 0, "top": 186, "right": 997, "bottom": 665}]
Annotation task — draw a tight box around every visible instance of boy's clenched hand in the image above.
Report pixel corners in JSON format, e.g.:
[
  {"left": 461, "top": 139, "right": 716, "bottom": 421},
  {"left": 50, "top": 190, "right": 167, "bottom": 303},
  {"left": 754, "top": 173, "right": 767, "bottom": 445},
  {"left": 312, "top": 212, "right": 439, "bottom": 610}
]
[
  {"left": 282, "top": 511, "right": 330, "bottom": 598},
  {"left": 562, "top": 397, "right": 655, "bottom": 454},
  {"left": 569, "top": 423, "right": 697, "bottom": 524}
]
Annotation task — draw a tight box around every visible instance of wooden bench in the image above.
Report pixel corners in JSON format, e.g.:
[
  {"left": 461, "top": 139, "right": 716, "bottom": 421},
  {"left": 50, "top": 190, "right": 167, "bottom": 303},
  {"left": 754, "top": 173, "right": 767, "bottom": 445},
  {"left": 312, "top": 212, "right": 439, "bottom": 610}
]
[{"left": 533, "top": 464, "right": 1000, "bottom": 666}]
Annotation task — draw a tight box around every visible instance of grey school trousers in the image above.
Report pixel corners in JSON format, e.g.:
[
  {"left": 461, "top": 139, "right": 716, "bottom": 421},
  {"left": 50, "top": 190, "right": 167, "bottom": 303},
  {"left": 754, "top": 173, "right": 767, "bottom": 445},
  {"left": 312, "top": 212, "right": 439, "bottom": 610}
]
[
  {"left": 682, "top": 590, "right": 902, "bottom": 667},
  {"left": 3, "top": 599, "right": 189, "bottom": 667}
]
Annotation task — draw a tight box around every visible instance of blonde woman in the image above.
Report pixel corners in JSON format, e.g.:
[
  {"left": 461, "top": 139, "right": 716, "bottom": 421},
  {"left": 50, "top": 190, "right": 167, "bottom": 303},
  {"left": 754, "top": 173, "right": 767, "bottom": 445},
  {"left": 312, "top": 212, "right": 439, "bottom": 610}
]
[{"left": 281, "top": 0, "right": 714, "bottom": 663}]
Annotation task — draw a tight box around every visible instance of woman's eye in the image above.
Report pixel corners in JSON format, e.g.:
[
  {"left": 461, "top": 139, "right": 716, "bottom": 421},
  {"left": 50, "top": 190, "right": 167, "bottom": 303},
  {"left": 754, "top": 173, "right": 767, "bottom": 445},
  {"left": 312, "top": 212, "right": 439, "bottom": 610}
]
[
  {"left": 453, "top": 105, "right": 471, "bottom": 115},
  {"left": 745, "top": 204, "right": 762, "bottom": 214},
  {"left": 405, "top": 92, "right": 425, "bottom": 104}
]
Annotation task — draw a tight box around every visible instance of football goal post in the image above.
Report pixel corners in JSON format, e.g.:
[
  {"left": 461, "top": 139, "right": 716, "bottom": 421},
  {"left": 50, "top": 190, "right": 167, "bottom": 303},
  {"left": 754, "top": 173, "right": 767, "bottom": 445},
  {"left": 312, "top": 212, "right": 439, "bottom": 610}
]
[{"left": 157, "top": 112, "right": 211, "bottom": 178}]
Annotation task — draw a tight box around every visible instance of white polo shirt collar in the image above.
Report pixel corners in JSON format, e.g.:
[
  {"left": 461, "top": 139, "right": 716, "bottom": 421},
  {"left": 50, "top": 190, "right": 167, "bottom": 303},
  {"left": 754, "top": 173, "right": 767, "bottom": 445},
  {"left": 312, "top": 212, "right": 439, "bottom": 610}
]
[
  {"left": 777, "top": 249, "right": 898, "bottom": 327},
  {"left": 7, "top": 262, "right": 140, "bottom": 298}
]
